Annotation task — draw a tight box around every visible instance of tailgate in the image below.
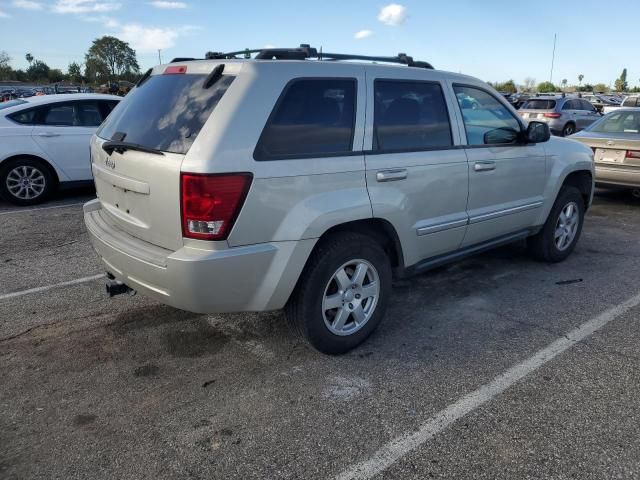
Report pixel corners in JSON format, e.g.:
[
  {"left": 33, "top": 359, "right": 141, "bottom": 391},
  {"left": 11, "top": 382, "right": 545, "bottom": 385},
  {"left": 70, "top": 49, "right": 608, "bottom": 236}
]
[{"left": 92, "top": 136, "right": 184, "bottom": 251}]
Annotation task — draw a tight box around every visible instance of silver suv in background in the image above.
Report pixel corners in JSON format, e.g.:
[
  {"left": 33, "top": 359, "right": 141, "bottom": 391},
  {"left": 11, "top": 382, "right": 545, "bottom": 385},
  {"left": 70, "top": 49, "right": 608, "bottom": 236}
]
[
  {"left": 518, "top": 95, "right": 601, "bottom": 136},
  {"left": 84, "top": 46, "right": 594, "bottom": 354}
]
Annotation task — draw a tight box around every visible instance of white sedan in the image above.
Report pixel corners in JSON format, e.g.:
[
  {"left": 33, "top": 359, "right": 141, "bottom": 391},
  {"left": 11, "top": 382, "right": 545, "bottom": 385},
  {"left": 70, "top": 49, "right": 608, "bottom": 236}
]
[{"left": 0, "top": 93, "right": 120, "bottom": 205}]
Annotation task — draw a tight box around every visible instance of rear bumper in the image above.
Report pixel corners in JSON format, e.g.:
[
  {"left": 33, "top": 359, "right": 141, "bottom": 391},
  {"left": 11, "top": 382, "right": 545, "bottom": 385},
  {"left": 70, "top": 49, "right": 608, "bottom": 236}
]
[
  {"left": 595, "top": 164, "right": 640, "bottom": 188},
  {"left": 83, "top": 199, "right": 315, "bottom": 313}
]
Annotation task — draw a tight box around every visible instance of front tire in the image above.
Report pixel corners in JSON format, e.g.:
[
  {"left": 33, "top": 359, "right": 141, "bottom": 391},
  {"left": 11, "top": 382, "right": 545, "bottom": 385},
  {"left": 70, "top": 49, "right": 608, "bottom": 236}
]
[
  {"left": 285, "top": 232, "right": 392, "bottom": 355},
  {"left": 0, "top": 158, "right": 55, "bottom": 206},
  {"left": 528, "top": 186, "right": 585, "bottom": 262}
]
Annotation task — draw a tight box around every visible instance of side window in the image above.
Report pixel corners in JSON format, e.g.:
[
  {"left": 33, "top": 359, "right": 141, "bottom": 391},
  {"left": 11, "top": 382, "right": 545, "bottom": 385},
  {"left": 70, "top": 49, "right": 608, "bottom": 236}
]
[
  {"left": 373, "top": 80, "right": 452, "bottom": 152},
  {"left": 42, "top": 103, "right": 77, "bottom": 126},
  {"left": 622, "top": 97, "right": 638, "bottom": 107},
  {"left": 8, "top": 107, "right": 38, "bottom": 125},
  {"left": 581, "top": 99, "right": 596, "bottom": 111},
  {"left": 453, "top": 85, "right": 521, "bottom": 145},
  {"left": 76, "top": 101, "right": 103, "bottom": 127},
  {"left": 255, "top": 78, "right": 356, "bottom": 160},
  {"left": 562, "top": 100, "right": 575, "bottom": 110}
]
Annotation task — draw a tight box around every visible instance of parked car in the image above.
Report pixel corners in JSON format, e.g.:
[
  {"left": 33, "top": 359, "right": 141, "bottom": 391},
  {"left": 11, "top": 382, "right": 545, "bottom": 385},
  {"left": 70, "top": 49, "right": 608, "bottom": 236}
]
[
  {"left": 0, "top": 93, "right": 120, "bottom": 205},
  {"left": 84, "top": 46, "right": 594, "bottom": 354},
  {"left": 602, "top": 95, "right": 640, "bottom": 114},
  {"left": 508, "top": 92, "right": 531, "bottom": 109},
  {"left": 584, "top": 94, "right": 620, "bottom": 113},
  {"left": 571, "top": 109, "right": 640, "bottom": 196},
  {"left": 518, "top": 95, "right": 601, "bottom": 136}
]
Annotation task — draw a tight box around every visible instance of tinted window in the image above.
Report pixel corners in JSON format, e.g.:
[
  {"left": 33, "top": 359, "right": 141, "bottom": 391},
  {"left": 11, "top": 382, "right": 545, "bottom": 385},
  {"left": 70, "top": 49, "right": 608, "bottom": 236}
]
[
  {"left": 77, "top": 101, "right": 103, "bottom": 127},
  {"left": 579, "top": 100, "right": 594, "bottom": 111},
  {"left": 522, "top": 99, "right": 556, "bottom": 110},
  {"left": 454, "top": 85, "right": 521, "bottom": 145},
  {"left": 255, "top": 78, "right": 356, "bottom": 160},
  {"left": 622, "top": 97, "right": 639, "bottom": 107},
  {"left": 0, "top": 99, "right": 27, "bottom": 110},
  {"left": 44, "top": 103, "right": 76, "bottom": 126},
  {"left": 590, "top": 111, "right": 640, "bottom": 134},
  {"left": 97, "top": 74, "right": 235, "bottom": 154},
  {"left": 8, "top": 107, "right": 37, "bottom": 124},
  {"left": 374, "top": 80, "right": 452, "bottom": 151},
  {"left": 99, "top": 100, "right": 119, "bottom": 119},
  {"left": 562, "top": 100, "right": 575, "bottom": 110}
]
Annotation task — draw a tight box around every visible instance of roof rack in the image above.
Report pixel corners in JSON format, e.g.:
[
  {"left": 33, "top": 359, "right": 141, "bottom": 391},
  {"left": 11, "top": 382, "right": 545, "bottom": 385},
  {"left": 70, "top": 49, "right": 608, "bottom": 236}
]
[{"left": 203, "top": 44, "right": 434, "bottom": 69}]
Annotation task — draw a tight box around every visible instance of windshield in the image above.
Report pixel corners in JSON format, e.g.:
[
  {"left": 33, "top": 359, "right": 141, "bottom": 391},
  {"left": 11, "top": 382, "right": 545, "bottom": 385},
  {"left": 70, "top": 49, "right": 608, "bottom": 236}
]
[
  {"left": 521, "top": 99, "right": 556, "bottom": 110},
  {"left": 588, "top": 111, "right": 640, "bottom": 134},
  {"left": 0, "top": 99, "right": 27, "bottom": 110},
  {"left": 97, "top": 73, "right": 235, "bottom": 155}
]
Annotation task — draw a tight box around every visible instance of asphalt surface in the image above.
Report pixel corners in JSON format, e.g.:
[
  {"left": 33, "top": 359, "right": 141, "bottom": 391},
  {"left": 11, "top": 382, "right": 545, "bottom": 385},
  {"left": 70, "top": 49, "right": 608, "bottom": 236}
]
[{"left": 1, "top": 188, "right": 639, "bottom": 480}]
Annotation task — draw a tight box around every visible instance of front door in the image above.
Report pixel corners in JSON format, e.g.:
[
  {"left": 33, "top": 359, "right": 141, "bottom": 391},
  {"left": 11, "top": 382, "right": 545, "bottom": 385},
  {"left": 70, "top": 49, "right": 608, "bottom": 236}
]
[
  {"left": 451, "top": 84, "right": 546, "bottom": 247},
  {"left": 364, "top": 74, "right": 469, "bottom": 267}
]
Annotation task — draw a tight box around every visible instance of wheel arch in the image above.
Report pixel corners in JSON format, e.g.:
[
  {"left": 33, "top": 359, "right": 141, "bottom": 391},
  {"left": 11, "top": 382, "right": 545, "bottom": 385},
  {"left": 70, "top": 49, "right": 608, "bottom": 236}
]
[
  {"left": 561, "top": 169, "right": 593, "bottom": 210},
  {"left": 0, "top": 154, "right": 61, "bottom": 186}
]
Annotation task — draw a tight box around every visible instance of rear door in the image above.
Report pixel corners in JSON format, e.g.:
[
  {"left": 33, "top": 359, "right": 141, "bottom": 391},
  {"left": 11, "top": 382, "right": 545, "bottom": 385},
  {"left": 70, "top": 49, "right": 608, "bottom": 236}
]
[
  {"left": 451, "top": 84, "right": 546, "bottom": 246},
  {"left": 364, "top": 72, "right": 469, "bottom": 267},
  {"left": 577, "top": 99, "right": 599, "bottom": 130},
  {"left": 31, "top": 101, "right": 95, "bottom": 180},
  {"left": 92, "top": 65, "right": 237, "bottom": 251}
]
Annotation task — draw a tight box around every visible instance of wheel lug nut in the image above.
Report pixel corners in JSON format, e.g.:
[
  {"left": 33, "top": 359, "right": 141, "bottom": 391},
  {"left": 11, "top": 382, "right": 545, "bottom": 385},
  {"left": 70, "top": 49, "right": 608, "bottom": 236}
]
[
  {"left": 348, "top": 303, "right": 354, "bottom": 309},
  {"left": 355, "top": 294, "right": 361, "bottom": 299}
]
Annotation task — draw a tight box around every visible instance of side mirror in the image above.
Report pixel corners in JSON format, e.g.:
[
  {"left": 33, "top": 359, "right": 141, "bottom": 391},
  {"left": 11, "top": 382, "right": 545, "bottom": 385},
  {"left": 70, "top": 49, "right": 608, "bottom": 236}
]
[
  {"left": 526, "top": 121, "right": 551, "bottom": 143},
  {"left": 483, "top": 127, "right": 519, "bottom": 145}
]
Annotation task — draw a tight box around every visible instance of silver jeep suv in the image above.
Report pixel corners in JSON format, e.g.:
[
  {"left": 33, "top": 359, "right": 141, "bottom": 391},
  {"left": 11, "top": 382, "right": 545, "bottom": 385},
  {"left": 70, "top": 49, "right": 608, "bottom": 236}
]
[{"left": 84, "top": 46, "right": 594, "bottom": 354}]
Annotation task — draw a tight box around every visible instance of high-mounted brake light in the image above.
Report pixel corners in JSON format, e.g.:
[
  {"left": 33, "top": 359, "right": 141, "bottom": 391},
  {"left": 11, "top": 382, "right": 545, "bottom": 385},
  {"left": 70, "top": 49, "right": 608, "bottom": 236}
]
[
  {"left": 543, "top": 112, "right": 561, "bottom": 118},
  {"left": 164, "top": 65, "right": 187, "bottom": 74},
  {"left": 625, "top": 150, "right": 640, "bottom": 159},
  {"left": 180, "top": 173, "right": 252, "bottom": 241}
]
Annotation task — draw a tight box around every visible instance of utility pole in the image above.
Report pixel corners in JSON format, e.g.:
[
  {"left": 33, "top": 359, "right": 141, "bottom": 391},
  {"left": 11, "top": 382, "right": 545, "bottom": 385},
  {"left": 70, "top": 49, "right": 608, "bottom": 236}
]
[
  {"left": 549, "top": 33, "right": 557, "bottom": 83},
  {"left": 158, "top": 49, "right": 163, "bottom": 65}
]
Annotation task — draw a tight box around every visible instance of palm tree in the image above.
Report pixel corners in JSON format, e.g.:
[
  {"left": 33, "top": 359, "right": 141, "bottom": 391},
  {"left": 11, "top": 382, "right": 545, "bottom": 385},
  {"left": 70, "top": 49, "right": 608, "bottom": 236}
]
[
  {"left": 25, "top": 53, "right": 33, "bottom": 66},
  {"left": 578, "top": 74, "right": 584, "bottom": 88},
  {"left": 561, "top": 78, "right": 568, "bottom": 91}
]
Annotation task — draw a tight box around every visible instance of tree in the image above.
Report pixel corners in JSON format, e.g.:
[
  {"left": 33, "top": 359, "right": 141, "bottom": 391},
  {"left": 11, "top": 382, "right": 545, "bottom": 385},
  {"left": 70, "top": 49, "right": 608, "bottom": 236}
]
[
  {"left": 561, "top": 79, "right": 568, "bottom": 91},
  {"left": 582, "top": 83, "right": 594, "bottom": 93},
  {"left": 26, "top": 59, "right": 50, "bottom": 82},
  {"left": 578, "top": 74, "right": 584, "bottom": 87},
  {"left": 497, "top": 79, "right": 517, "bottom": 93},
  {"left": 614, "top": 68, "right": 628, "bottom": 92},
  {"left": 85, "top": 36, "right": 139, "bottom": 81},
  {"left": 0, "top": 51, "right": 11, "bottom": 80},
  {"left": 593, "top": 83, "right": 608, "bottom": 93},
  {"left": 537, "top": 81, "right": 556, "bottom": 93},
  {"left": 523, "top": 77, "right": 536, "bottom": 92},
  {"left": 25, "top": 53, "right": 33, "bottom": 67},
  {"left": 68, "top": 61, "right": 83, "bottom": 83},
  {"left": 48, "top": 68, "right": 65, "bottom": 83},
  {"left": 84, "top": 57, "right": 109, "bottom": 84}
]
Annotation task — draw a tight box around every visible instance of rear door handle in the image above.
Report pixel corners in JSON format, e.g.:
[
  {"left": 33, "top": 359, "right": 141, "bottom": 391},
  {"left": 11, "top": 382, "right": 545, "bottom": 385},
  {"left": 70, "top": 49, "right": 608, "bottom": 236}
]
[
  {"left": 376, "top": 169, "right": 408, "bottom": 182},
  {"left": 474, "top": 161, "right": 496, "bottom": 172},
  {"left": 36, "top": 132, "right": 60, "bottom": 138}
]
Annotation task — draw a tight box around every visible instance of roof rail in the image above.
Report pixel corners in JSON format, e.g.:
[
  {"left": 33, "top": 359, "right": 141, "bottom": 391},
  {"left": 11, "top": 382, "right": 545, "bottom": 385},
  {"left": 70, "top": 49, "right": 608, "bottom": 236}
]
[{"left": 204, "top": 44, "right": 434, "bottom": 69}]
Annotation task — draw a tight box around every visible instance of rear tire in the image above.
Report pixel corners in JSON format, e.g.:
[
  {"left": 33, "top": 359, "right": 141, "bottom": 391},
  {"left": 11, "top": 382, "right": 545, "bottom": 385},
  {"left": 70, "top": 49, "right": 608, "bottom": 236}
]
[
  {"left": 285, "top": 232, "right": 392, "bottom": 355},
  {"left": 0, "top": 157, "right": 55, "bottom": 206},
  {"left": 528, "top": 186, "right": 585, "bottom": 262},
  {"left": 561, "top": 122, "right": 576, "bottom": 137}
]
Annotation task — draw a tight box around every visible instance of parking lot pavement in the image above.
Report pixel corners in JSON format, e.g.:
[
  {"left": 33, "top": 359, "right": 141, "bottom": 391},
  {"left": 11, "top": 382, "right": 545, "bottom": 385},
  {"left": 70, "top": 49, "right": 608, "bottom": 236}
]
[{"left": 1, "top": 190, "right": 639, "bottom": 480}]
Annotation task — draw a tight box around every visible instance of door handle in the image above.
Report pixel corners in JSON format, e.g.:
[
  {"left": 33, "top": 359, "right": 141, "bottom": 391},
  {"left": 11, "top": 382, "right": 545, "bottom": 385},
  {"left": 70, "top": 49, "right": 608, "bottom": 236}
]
[
  {"left": 376, "top": 169, "right": 408, "bottom": 182},
  {"left": 36, "top": 132, "right": 60, "bottom": 138},
  {"left": 474, "top": 161, "right": 496, "bottom": 172}
]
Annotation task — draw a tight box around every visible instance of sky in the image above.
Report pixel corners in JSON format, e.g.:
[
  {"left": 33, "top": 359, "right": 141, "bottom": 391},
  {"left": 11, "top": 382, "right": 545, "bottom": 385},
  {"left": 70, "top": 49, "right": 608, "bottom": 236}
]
[{"left": 0, "top": 0, "right": 636, "bottom": 88}]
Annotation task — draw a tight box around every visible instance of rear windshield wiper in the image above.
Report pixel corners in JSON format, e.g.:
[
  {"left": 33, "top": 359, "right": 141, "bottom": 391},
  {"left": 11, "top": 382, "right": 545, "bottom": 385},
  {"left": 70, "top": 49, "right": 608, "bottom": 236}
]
[{"left": 102, "top": 141, "right": 164, "bottom": 156}]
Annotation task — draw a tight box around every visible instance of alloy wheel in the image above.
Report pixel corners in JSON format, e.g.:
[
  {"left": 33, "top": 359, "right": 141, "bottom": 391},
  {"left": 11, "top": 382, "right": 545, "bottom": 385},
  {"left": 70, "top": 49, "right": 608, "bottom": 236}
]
[
  {"left": 554, "top": 201, "right": 579, "bottom": 251},
  {"left": 6, "top": 165, "right": 46, "bottom": 200}
]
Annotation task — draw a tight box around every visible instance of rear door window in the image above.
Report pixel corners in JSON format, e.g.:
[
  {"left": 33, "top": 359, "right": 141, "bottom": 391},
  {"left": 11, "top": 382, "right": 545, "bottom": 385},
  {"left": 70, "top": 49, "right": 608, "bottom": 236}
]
[
  {"left": 254, "top": 78, "right": 356, "bottom": 160},
  {"left": 76, "top": 101, "right": 103, "bottom": 127},
  {"left": 97, "top": 73, "right": 235, "bottom": 154},
  {"left": 373, "top": 80, "right": 452, "bottom": 152},
  {"left": 43, "top": 103, "right": 77, "bottom": 126}
]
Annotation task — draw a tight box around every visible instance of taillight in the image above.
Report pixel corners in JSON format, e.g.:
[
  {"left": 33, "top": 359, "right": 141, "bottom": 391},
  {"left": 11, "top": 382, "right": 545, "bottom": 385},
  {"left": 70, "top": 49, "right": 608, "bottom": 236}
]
[
  {"left": 164, "top": 65, "right": 187, "bottom": 74},
  {"left": 543, "top": 113, "right": 561, "bottom": 118},
  {"left": 625, "top": 150, "right": 640, "bottom": 159},
  {"left": 180, "top": 173, "right": 252, "bottom": 241}
]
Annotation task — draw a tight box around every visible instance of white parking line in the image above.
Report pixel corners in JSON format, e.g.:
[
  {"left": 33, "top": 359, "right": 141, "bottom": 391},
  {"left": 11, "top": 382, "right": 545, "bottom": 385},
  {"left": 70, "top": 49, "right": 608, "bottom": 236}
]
[
  {"left": 0, "top": 274, "right": 104, "bottom": 301},
  {"left": 335, "top": 291, "right": 640, "bottom": 480},
  {"left": 0, "top": 202, "right": 86, "bottom": 216}
]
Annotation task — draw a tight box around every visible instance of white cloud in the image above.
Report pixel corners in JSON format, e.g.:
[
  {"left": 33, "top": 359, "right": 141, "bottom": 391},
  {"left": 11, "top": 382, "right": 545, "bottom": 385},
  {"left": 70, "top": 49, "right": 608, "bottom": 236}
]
[
  {"left": 0, "top": 10, "right": 10, "bottom": 17},
  {"left": 12, "top": 0, "right": 44, "bottom": 10},
  {"left": 354, "top": 29, "right": 373, "bottom": 39},
  {"left": 149, "top": 1, "right": 187, "bottom": 8},
  {"left": 113, "top": 23, "right": 199, "bottom": 53},
  {"left": 53, "top": 0, "right": 121, "bottom": 14},
  {"left": 377, "top": 3, "right": 407, "bottom": 26}
]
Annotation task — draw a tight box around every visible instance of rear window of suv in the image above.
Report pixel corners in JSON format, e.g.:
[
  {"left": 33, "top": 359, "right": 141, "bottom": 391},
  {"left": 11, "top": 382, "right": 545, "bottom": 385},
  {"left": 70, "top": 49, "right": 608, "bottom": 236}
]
[
  {"left": 97, "top": 73, "right": 235, "bottom": 154},
  {"left": 522, "top": 99, "right": 556, "bottom": 110}
]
